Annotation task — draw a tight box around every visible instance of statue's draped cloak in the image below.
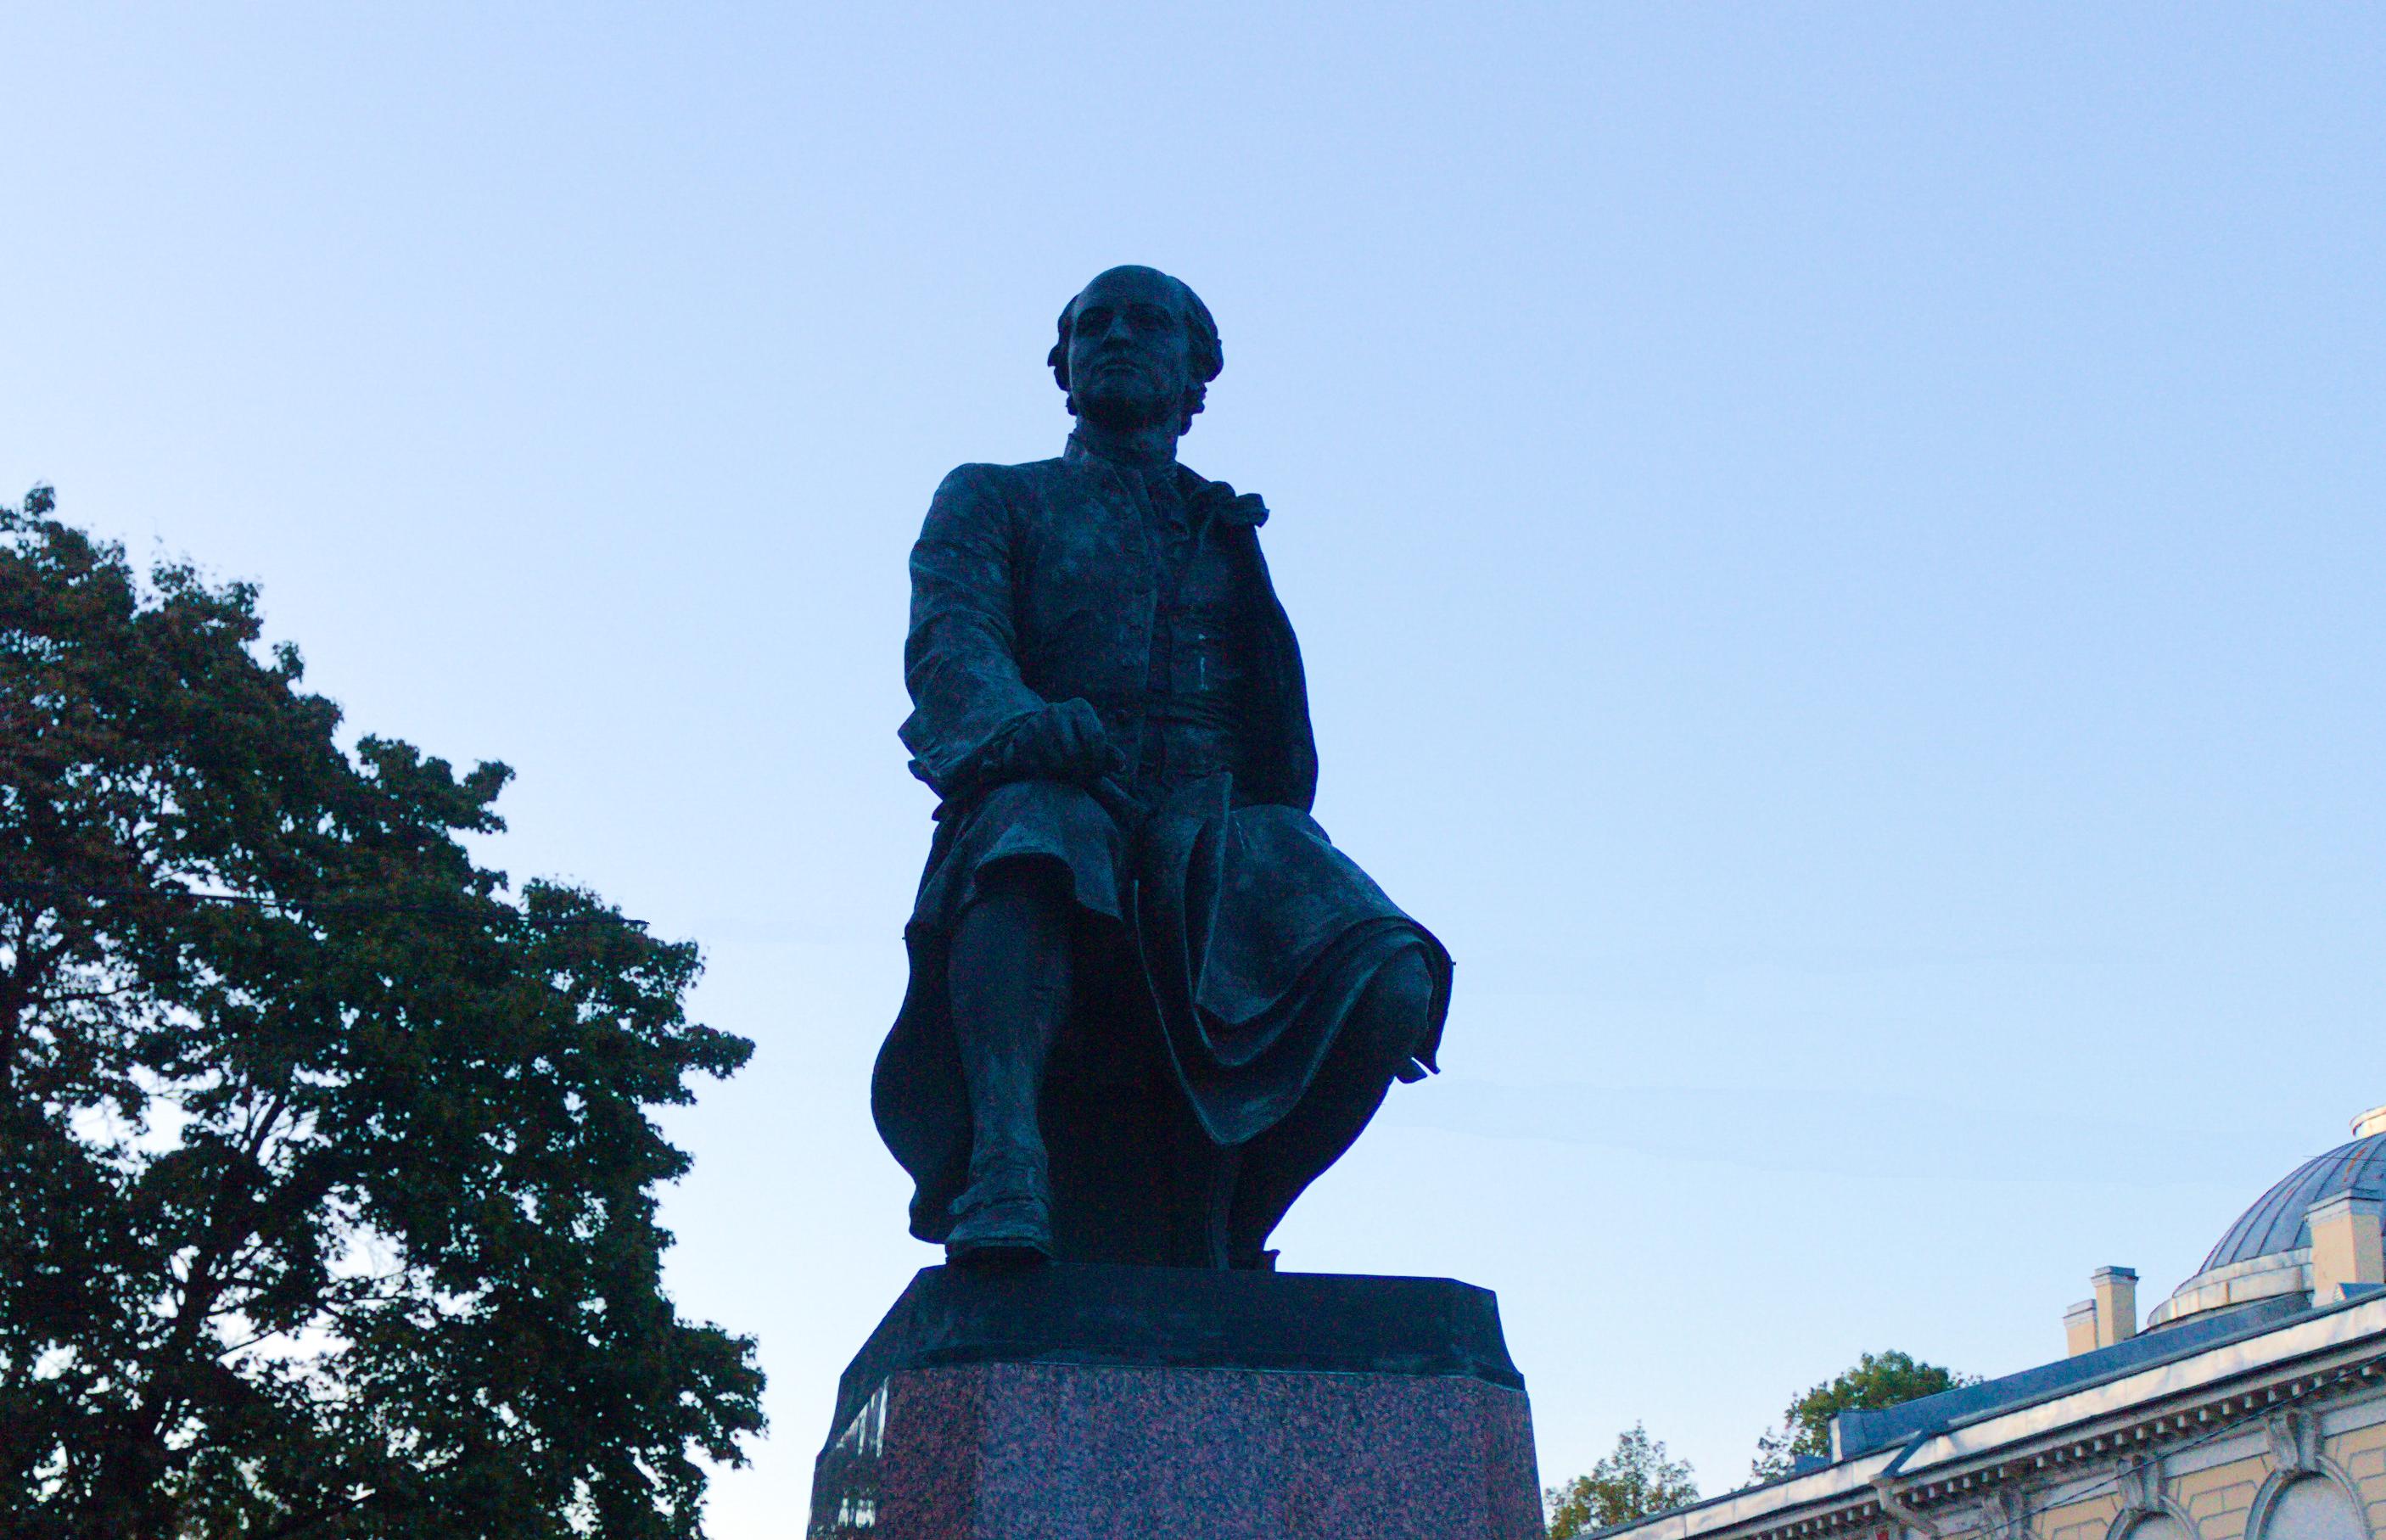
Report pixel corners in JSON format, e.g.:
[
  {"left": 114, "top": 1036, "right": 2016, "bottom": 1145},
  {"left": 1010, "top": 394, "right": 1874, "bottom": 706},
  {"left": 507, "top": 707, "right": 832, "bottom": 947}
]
[{"left": 874, "top": 439, "right": 1450, "bottom": 1258}]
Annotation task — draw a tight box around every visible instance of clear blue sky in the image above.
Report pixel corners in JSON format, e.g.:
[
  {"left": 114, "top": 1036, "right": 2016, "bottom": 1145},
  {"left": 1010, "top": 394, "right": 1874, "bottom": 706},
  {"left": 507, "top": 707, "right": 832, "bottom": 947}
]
[{"left": 7, "top": 3, "right": 2382, "bottom": 1527}]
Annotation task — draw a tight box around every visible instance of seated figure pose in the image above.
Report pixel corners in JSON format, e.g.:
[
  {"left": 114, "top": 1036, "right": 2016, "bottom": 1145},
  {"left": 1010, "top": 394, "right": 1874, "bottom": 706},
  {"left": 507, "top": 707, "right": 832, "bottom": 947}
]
[{"left": 873, "top": 265, "right": 1450, "bottom": 1268}]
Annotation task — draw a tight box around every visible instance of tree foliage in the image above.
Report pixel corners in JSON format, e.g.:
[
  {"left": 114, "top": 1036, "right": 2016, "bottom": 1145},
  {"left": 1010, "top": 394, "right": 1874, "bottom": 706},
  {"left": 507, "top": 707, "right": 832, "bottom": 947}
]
[
  {"left": 1750, "top": 1349, "right": 1976, "bottom": 1481},
  {"left": 0, "top": 488, "right": 763, "bottom": 1539},
  {"left": 1547, "top": 1423, "right": 1701, "bottom": 1539}
]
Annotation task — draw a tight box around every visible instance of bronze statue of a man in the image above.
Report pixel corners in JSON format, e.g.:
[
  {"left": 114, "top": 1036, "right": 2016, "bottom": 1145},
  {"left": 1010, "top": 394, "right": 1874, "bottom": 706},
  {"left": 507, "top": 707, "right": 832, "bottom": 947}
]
[{"left": 874, "top": 266, "right": 1450, "bottom": 1268}]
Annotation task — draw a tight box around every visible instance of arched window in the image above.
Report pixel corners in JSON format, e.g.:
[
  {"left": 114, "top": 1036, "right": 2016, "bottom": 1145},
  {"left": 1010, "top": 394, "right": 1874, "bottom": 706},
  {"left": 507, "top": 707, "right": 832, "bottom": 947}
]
[
  {"left": 2258, "top": 1477, "right": 2366, "bottom": 1540},
  {"left": 2126, "top": 1515, "right": 2194, "bottom": 1540}
]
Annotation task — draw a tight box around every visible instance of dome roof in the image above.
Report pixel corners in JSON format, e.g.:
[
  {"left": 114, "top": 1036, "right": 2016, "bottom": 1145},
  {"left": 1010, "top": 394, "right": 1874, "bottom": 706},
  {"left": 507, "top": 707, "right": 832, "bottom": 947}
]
[
  {"left": 2199, "top": 1114, "right": 2386, "bottom": 1274},
  {"left": 2140, "top": 1103, "right": 2386, "bottom": 1333}
]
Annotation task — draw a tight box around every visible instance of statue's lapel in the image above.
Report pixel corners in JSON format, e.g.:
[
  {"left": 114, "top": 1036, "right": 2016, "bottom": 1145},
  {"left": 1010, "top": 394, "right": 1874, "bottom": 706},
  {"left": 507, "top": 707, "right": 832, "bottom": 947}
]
[{"left": 1178, "top": 464, "right": 1269, "bottom": 528}]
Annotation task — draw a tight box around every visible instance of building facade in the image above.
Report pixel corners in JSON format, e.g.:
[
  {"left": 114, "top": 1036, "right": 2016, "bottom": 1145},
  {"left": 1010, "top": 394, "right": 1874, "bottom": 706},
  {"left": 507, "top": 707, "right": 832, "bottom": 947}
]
[{"left": 1605, "top": 1106, "right": 2386, "bottom": 1540}]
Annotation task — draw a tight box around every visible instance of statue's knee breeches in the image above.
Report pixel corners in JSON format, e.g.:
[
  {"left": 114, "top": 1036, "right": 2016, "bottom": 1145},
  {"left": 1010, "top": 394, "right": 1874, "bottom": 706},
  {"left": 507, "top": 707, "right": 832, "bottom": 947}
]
[{"left": 941, "top": 776, "right": 1131, "bottom": 925}]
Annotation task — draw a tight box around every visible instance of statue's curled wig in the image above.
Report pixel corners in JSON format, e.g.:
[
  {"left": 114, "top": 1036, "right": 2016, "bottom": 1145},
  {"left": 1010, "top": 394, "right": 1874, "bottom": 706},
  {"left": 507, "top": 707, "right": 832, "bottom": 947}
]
[{"left": 1046, "top": 267, "right": 1223, "bottom": 434}]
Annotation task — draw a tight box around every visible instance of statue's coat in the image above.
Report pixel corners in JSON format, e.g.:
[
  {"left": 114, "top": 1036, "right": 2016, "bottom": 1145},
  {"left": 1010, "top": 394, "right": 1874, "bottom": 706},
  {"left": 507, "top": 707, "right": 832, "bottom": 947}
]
[{"left": 876, "top": 438, "right": 1448, "bottom": 1263}]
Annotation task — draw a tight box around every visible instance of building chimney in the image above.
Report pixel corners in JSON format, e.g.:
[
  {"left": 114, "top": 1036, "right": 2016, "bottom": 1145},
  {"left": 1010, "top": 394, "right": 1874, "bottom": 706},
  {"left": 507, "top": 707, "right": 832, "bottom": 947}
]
[
  {"left": 2353, "top": 1104, "right": 2386, "bottom": 1140},
  {"left": 2092, "top": 1267, "right": 2138, "bottom": 1347},
  {"left": 2306, "top": 1193, "right": 2384, "bottom": 1305},
  {"left": 2064, "top": 1299, "right": 2099, "bottom": 1357}
]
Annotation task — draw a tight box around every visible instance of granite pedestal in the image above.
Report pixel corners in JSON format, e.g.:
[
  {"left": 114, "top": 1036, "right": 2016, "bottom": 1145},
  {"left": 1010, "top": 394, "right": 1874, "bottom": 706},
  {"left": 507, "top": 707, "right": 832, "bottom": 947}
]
[{"left": 809, "top": 1263, "right": 1540, "bottom": 1540}]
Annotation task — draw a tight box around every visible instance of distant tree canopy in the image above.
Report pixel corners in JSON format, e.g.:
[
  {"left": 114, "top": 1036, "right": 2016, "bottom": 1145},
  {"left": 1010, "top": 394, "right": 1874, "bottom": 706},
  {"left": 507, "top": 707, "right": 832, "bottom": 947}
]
[
  {"left": 1750, "top": 1350, "right": 1977, "bottom": 1481},
  {"left": 0, "top": 488, "right": 763, "bottom": 1539},
  {"left": 1547, "top": 1423, "right": 1701, "bottom": 1539}
]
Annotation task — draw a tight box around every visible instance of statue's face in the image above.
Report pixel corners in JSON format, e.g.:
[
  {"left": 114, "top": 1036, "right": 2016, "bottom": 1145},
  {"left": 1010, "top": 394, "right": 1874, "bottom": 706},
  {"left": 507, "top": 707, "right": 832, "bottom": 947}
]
[{"left": 1065, "top": 266, "right": 1195, "bottom": 432}]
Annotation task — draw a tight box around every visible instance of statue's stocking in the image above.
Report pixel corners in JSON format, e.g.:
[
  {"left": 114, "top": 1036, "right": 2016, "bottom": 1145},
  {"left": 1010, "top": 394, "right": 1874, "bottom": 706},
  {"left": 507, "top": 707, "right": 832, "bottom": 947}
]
[{"left": 947, "top": 860, "right": 1075, "bottom": 1197}]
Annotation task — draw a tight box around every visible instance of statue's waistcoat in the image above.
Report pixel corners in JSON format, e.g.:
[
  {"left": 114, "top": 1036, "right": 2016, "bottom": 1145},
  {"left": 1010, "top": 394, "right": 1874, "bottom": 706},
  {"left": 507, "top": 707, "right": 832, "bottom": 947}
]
[{"left": 899, "top": 441, "right": 1318, "bottom": 810}]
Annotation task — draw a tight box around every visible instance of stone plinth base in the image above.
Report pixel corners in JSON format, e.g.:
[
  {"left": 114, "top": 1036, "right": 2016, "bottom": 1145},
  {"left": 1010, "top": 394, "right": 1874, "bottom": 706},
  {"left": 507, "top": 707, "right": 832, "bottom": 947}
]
[{"left": 809, "top": 1264, "right": 1540, "bottom": 1540}]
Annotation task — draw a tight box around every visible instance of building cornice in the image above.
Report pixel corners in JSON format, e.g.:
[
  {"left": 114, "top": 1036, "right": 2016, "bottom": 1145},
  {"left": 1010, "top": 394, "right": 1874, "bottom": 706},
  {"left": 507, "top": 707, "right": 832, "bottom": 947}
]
[{"left": 1609, "top": 1296, "right": 2386, "bottom": 1540}]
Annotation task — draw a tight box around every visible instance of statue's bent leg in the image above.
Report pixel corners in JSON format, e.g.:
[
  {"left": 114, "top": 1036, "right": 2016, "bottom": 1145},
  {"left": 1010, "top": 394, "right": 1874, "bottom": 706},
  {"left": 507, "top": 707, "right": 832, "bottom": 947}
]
[
  {"left": 1223, "top": 946, "right": 1435, "bottom": 1268},
  {"left": 945, "top": 858, "right": 1076, "bottom": 1263}
]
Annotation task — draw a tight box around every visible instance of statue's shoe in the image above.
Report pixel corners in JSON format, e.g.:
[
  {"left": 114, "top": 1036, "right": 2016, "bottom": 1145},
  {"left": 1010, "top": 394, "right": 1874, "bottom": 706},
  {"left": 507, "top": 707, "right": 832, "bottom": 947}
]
[{"left": 944, "top": 1168, "right": 1054, "bottom": 1266}]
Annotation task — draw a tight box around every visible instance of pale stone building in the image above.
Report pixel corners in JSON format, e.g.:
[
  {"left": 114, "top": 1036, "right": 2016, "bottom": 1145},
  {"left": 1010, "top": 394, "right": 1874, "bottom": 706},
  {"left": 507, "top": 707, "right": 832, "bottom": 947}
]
[{"left": 1605, "top": 1104, "right": 2386, "bottom": 1540}]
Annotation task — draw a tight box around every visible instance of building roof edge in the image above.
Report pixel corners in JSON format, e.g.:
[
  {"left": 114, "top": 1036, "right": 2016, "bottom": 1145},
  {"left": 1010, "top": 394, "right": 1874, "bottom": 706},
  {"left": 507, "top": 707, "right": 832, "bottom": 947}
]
[{"left": 1605, "top": 1292, "right": 2386, "bottom": 1540}]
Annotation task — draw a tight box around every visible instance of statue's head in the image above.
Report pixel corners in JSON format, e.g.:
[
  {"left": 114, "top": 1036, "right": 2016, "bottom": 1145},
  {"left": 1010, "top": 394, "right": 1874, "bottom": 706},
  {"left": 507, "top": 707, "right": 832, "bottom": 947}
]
[{"left": 1047, "top": 266, "right": 1223, "bottom": 437}]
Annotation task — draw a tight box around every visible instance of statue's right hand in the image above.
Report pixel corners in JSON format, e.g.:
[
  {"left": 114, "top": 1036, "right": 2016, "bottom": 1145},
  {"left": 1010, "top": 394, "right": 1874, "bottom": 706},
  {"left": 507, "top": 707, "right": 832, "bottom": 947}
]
[{"left": 1001, "top": 698, "right": 1123, "bottom": 781}]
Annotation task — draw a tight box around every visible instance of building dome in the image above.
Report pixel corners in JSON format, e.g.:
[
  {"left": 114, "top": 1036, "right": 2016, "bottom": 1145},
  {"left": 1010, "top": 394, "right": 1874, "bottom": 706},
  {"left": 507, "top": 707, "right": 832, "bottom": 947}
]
[
  {"left": 2200, "top": 1129, "right": 2386, "bottom": 1272},
  {"left": 2145, "top": 1103, "right": 2386, "bottom": 1331}
]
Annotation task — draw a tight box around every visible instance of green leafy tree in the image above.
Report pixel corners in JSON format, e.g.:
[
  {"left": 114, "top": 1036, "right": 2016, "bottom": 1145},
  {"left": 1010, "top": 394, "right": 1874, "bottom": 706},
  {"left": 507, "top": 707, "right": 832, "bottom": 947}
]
[
  {"left": 0, "top": 487, "right": 764, "bottom": 1539},
  {"left": 1546, "top": 1423, "right": 1701, "bottom": 1538},
  {"left": 1750, "top": 1350, "right": 1976, "bottom": 1481}
]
